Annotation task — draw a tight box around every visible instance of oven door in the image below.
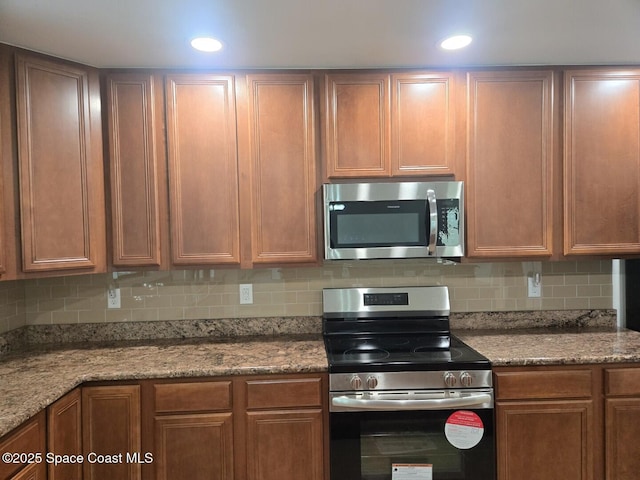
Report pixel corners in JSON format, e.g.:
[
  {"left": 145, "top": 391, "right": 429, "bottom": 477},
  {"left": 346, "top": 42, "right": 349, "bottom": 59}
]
[{"left": 329, "top": 393, "right": 495, "bottom": 480}]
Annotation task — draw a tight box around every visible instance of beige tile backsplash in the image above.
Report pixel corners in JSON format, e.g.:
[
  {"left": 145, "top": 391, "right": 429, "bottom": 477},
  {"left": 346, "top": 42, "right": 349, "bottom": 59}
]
[{"left": 6, "top": 259, "right": 612, "bottom": 329}]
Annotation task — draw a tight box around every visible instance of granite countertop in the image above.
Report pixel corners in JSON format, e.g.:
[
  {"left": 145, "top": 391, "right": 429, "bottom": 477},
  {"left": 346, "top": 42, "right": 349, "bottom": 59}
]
[
  {"left": 2, "top": 310, "right": 640, "bottom": 439},
  {"left": 0, "top": 335, "right": 327, "bottom": 438},
  {"left": 457, "top": 328, "right": 640, "bottom": 367}
]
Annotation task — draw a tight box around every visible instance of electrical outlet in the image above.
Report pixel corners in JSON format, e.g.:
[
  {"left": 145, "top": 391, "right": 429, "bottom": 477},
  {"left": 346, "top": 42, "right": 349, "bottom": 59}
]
[
  {"left": 239, "top": 284, "right": 253, "bottom": 304},
  {"left": 107, "top": 287, "right": 121, "bottom": 308},
  {"left": 527, "top": 273, "right": 542, "bottom": 298}
]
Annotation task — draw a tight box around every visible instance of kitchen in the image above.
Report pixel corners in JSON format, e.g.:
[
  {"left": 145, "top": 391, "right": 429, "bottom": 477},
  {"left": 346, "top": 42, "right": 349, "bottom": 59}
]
[{"left": 1, "top": 1, "right": 640, "bottom": 479}]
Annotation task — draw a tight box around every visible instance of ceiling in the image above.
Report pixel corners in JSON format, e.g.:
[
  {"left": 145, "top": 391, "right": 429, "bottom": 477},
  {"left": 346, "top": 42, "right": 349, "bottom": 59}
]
[{"left": 1, "top": 0, "right": 639, "bottom": 70}]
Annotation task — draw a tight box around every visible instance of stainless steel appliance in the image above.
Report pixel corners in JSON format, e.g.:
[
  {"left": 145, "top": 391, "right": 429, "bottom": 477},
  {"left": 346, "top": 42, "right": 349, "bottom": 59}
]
[
  {"left": 323, "top": 181, "right": 464, "bottom": 261},
  {"left": 323, "top": 286, "right": 495, "bottom": 480}
]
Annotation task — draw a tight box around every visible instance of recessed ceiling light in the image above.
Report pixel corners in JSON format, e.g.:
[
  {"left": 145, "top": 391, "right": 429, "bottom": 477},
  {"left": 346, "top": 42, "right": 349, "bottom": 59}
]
[
  {"left": 190, "top": 37, "right": 223, "bottom": 53},
  {"left": 440, "top": 35, "right": 473, "bottom": 51}
]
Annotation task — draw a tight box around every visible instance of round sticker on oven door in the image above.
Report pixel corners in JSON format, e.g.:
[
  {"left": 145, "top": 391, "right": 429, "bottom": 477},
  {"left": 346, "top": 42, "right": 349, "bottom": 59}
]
[{"left": 444, "top": 410, "right": 484, "bottom": 449}]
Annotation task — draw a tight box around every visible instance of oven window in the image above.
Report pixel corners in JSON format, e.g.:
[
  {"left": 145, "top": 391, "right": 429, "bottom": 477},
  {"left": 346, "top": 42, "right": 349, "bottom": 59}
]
[
  {"left": 330, "top": 410, "right": 495, "bottom": 480},
  {"left": 361, "top": 420, "right": 462, "bottom": 478}
]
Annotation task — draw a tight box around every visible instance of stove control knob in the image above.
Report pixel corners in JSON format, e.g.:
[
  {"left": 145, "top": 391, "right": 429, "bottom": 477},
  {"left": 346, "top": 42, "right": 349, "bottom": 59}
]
[
  {"left": 443, "top": 372, "right": 457, "bottom": 387},
  {"left": 460, "top": 371, "right": 473, "bottom": 387},
  {"left": 366, "top": 376, "right": 379, "bottom": 390},
  {"left": 350, "top": 375, "right": 363, "bottom": 390}
]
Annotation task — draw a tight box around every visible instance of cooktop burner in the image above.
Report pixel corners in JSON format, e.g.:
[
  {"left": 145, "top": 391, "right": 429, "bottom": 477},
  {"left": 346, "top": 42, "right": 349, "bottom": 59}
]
[
  {"left": 322, "top": 286, "right": 491, "bottom": 374},
  {"left": 324, "top": 334, "right": 488, "bottom": 373}
]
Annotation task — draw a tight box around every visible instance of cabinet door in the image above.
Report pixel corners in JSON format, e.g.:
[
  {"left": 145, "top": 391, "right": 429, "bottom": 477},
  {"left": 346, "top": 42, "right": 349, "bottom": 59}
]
[
  {"left": 466, "top": 70, "right": 555, "bottom": 257},
  {"left": 154, "top": 413, "right": 234, "bottom": 480},
  {"left": 324, "top": 73, "right": 390, "bottom": 177},
  {"left": 605, "top": 398, "right": 640, "bottom": 480},
  {"left": 0, "top": 411, "right": 46, "bottom": 480},
  {"left": 8, "top": 462, "right": 46, "bottom": 480},
  {"left": 82, "top": 385, "right": 141, "bottom": 480},
  {"left": 244, "top": 74, "right": 318, "bottom": 265},
  {"left": 106, "top": 73, "right": 163, "bottom": 267},
  {"left": 564, "top": 69, "right": 640, "bottom": 255},
  {"left": 246, "top": 410, "right": 324, "bottom": 480},
  {"left": 391, "top": 72, "right": 458, "bottom": 176},
  {"left": 496, "top": 400, "right": 594, "bottom": 480},
  {"left": 165, "top": 74, "right": 240, "bottom": 265},
  {"left": 47, "top": 388, "right": 82, "bottom": 480},
  {"left": 14, "top": 53, "right": 105, "bottom": 272}
]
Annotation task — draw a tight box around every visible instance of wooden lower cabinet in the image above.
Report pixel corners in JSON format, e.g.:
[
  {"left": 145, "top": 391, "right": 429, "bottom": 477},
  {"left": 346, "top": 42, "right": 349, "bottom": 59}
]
[
  {"left": 154, "top": 413, "right": 234, "bottom": 480},
  {"left": 0, "top": 412, "right": 46, "bottom": 480},
  {"left": 245, "top": 410, "right": 323, "bottom": 480},
  {"left": 82, "top": 385, "right": 142, "bottom": 480},
  {"left": 47, "top": 388, "right": 82, "bottom": 480},
  {"left": 241, "top": 375, "right": 325, "bottom": 480},
  {"left": 7, "top": 462, "right": 45, "bottom": 480},
  {"left": 495, "top": 366, "right": 600, "bottom": 480},
  {"left": 148, "top": 374, "right": 327, "bottom": 480},
  {"left": 604, "top": 367, "right": 640, "bottom": 480}
]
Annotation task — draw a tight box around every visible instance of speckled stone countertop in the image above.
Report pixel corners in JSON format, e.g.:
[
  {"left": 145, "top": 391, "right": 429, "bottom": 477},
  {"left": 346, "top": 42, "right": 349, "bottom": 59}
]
[
  {"left": 2, "top": 310, "right": 640, "bottom": 439},
  {"left": 0, "top": 335, "right": 327, "bottom": 438},
  {"left": 457, "top": 328, "right": 640, "bottom": 367}
]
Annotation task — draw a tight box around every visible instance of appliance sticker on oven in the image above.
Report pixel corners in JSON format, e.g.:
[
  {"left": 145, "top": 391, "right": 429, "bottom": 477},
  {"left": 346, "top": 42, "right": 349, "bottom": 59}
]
[
  {"left": 444, "top": 410, "right": 484, "bottom": 449},
  {"left": 391, "top": 463, "right": 433, "bottom": 480}
]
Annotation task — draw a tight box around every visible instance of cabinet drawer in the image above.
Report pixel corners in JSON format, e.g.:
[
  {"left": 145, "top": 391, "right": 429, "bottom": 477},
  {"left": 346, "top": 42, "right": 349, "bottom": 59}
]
[
  {"left": 155, "top": 381, "right": 232, "bottom": 413},
  {"left": 495, "top": 369, "right": 593, "bottom": 400},
  {"left": 0, "top": 411, "right": 46, "bottom": 479},
  {"left": 605, "top": 368, "right": 640, "bottom": 396},
  {"left": 246, "top": 377, "right": 322, "bottom": 410}
]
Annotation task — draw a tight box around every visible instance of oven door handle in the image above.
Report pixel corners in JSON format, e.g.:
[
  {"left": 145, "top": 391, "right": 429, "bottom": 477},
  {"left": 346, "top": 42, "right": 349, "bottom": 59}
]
[{"left": 331, "top": 393, "right": 493, "bottom": 411}]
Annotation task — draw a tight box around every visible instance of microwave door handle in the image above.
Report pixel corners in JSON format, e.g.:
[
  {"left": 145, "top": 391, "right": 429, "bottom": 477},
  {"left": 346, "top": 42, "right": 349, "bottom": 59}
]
[
  {"left": 427, "top": 189, "right": 437, "bottom": 256},
  {"left": 332, "top": 393, "right": 493, "bottom": 411}
]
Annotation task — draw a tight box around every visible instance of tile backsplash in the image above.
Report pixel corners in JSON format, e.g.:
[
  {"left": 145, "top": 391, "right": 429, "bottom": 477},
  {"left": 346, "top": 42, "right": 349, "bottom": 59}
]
[{"left": 10, "top": 259, "right": 612, "bottom": 330}]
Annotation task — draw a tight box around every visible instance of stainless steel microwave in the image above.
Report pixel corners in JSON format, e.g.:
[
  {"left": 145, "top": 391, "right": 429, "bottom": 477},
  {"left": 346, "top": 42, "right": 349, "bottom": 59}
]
[{"left": 323, "top": 181, "right": 464, "bottom": 260}]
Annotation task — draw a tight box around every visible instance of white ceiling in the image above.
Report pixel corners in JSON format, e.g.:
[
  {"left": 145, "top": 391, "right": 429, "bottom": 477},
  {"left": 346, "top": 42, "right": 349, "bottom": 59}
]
[{"left": 1, "top": 0, "right": 639, "bottom": 70}]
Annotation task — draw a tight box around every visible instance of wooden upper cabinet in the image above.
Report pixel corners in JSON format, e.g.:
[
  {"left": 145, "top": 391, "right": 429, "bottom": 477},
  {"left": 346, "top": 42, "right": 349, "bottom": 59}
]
[
  {"left": 324, "top": 72, "right": 390, "bottom": 177},
  {"left": 564, "top": 69, "right": 640, "bottom": 255},
  {"left": 466, "top": 70, "right": 555, "bottom": 258},
  {"left": 244, "top": 73, "right": 318, "bottom": 265},
  {"left": 165, "top": 74, "right": 241, "bottom": 266},
  {"left": 391, "top": 72, "right": 457, "bottom": 176},
  {"left": 106, "top": 73, "right": 163, "bottom": 267},
  {"left": 14, "top": 53, "right": 106, "bottom": 272}
]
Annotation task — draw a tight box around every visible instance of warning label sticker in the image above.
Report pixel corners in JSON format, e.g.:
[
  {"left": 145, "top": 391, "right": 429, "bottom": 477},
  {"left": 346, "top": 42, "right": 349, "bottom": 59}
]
[
  {"left": 391, "top": 463, "right": 433, "bottom": 480},
  {"left": 444, "top": 410, "right": 484, "bottom": 450}
]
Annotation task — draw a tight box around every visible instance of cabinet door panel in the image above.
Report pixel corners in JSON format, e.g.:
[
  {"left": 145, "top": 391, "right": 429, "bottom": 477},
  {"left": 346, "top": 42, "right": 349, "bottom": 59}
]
[
  {"left": 106, "top": 73, "right": 162, "bottom": 267},
  {"left": 15, "top": 54, "right": 103, "bottom": 271},
  {"left": 47, "top": 389, "right": 82, "bottom": 480},
  {"left": 605, "top": 398, "right": 640, "bottom": 480},
  {"left": 564, "top": 70, "right": 640, "bottom": 255},
  {"left": 391, "top": 72, "right": 457, "bottom": 175},
  {"left": 325, "top": 73, "right": 390, "bottom": 177},
  {"left": 497, "top": 400, "right": 594, "bottom": 480},
  {"left": 246, "top": 410, "right": 323, "bottom": 480},
  {"left": 165, "top": 75, "right": 240, "bottom": 265},
  {"left": 467, "top": 70, "right": 555, "bottom": 257},
  {"left": 0, "top": 411, "right": 45, "bottom": 480},
  {"left": 82, "top": 385, "right": 141, "bottom": 480},
  {"left": 155, "top": 413, "right": 233, "bottom": 480},
  {"left": 246, "top": 74, "right": 317, "bottom": 264}
]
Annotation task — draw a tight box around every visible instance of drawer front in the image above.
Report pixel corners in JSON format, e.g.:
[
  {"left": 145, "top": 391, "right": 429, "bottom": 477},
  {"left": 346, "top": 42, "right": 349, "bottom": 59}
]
[
  {"left": 246, "top": 377, "right": 323, "bottom": 410},
  {"left": 155, "top": 381, "right": 232, "bottom": 413},
  {"left": 0, "top": 411, "right": 46, "bottom": 479},
  {"left": 605, "top": 368, "right": 640, "bottom": 396},
  {"left": 495, "top": 369, "right": 593, "bottom": 400}
]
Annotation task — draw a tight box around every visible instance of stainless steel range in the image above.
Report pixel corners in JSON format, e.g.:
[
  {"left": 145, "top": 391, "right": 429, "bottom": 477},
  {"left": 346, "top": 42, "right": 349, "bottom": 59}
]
[{"left": 323, "top": 286, "right": 495, "bottom": 480}]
